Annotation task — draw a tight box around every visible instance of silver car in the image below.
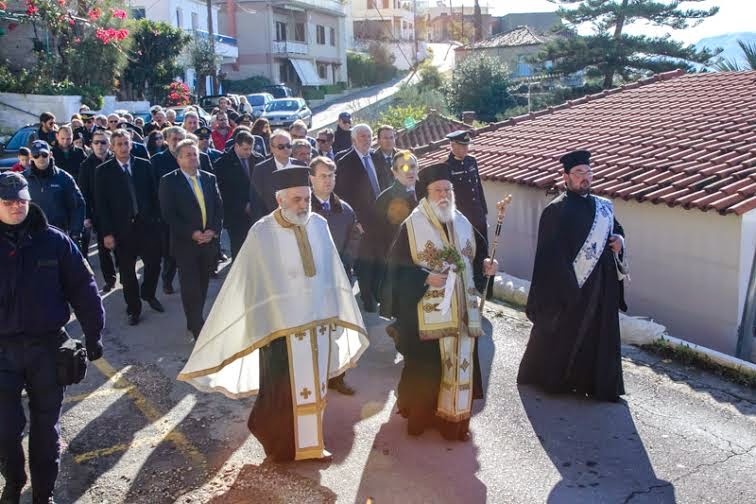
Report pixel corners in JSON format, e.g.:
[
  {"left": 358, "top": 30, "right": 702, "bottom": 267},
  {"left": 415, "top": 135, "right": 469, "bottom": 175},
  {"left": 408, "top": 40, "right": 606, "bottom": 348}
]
[
  {"left": 262, "top": 98, "right": 312, "bottom": 129},
  {"left": 246, "top": 93, "right": 274, "bottom": 119}
]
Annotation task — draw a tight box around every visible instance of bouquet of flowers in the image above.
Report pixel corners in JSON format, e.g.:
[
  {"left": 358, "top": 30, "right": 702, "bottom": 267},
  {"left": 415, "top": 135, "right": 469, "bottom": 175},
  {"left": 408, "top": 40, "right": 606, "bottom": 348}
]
[{"left": 438, "top": 245, "right": 465, "bottom": 273}]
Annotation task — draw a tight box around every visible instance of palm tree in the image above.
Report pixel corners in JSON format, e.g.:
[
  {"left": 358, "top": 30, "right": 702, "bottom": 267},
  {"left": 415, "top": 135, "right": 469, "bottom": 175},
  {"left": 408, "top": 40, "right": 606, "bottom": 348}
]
[{"left": 714, "top": 39, "right": 756, "bottom": 71}]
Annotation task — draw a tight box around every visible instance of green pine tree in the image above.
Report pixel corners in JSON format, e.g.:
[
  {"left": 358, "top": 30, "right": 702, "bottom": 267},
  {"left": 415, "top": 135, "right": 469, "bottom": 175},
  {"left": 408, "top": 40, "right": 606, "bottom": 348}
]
[{"left": 540, "top": 0, "right": 721, "bottom": 88}]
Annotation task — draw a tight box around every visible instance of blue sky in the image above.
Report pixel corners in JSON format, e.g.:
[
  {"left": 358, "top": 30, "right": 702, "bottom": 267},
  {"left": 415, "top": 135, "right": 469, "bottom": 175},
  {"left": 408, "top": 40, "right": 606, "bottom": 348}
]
[{"left": 443, "top": 0, "right": 755, "bottom": 44}]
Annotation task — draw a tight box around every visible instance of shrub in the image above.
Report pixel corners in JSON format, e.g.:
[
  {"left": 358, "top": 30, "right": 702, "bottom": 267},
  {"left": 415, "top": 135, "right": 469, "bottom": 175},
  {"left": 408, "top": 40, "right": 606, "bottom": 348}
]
[
  {"left": 444, "top": 55, "right": 515, "bottom": 122},
  {"left": 347, "top": 51, "right": 397, "bottom": 87}
]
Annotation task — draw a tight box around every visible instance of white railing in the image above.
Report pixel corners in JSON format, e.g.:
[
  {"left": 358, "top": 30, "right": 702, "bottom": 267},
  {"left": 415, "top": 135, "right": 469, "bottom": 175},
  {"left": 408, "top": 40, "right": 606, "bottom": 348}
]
[
  {"left": 276, "top": 0, "right": 347, "bottom": 15},
  {"left": 272, "top": 40, "right": 309, "bottom": 55}
]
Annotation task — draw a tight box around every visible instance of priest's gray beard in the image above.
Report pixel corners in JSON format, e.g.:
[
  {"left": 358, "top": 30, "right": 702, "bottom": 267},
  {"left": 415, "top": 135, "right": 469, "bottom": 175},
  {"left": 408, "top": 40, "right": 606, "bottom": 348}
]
[
  {"left": 281, "top": 204, "right": 311, "bottom": 226},
  {"left": 430, "top": 193, "right": 456, "bottom": 223}
]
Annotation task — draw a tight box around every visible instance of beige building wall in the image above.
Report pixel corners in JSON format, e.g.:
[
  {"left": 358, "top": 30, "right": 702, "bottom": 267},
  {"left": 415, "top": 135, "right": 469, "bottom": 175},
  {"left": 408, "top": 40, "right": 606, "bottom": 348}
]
[{"left": 481, "top": 180, "right": 750, "bottom": 355}]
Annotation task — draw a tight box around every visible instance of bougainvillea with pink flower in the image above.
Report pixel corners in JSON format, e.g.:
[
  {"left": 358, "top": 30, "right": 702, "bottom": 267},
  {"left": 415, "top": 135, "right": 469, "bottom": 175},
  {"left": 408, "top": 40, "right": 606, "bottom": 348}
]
[{"left": 165, "top": 81, "right": 191, "bottom": 106}]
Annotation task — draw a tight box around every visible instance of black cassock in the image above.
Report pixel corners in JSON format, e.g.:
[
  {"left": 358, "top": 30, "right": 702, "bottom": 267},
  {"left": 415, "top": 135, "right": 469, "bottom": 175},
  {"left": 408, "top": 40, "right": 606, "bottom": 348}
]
[
  {"left": 517, "top": 190, "right": 627, "bottom": 401},
  {"left": 383, "top": 220, "right": 488, "bottom": 438},
  {"left": 247, "top": 337, "right": 296, "bottom": 461}
]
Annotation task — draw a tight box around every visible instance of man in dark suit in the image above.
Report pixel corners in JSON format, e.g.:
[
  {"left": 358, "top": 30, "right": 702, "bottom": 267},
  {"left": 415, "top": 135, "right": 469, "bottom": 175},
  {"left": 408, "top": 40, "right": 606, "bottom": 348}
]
[
  {"left": 215, "top": 131, "right": 264, "bottom": 259},
  {"left": 95, "top": 129, "right": 164, "bottom": 326},
  {"left": 152, "top": 127, "right": 214, "bottom": 293},
  {"left": 159, "top": 140, "right": 223, "bottom": 340},
  {"left": 249, "top": 129, "right": 294, "bottom": 223},
  {"left": 334, "top": 123, "right": 392, "bottom": 312},
  {"left": 78, "top": 129, "right": 117, "bottom": 291},
  {"left": 372, "top": 125, "right": 398, "bottom": 177}
]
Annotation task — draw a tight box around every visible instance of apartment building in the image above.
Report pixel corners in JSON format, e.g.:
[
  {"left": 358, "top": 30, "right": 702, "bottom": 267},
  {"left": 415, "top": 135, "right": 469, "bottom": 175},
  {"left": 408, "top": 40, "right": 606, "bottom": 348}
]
[{"left": 218, "top": 0, "right": 348, "bottom": 89}]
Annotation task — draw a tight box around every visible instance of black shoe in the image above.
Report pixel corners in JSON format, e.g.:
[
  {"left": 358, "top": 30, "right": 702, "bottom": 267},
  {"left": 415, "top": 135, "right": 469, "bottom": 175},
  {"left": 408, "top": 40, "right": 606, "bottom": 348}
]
[
  {"left": 328, "top": 378, "right": 355, "bottom": 395},
  {"left": 128, "top": 313, "right": 140, "bottom": 326},
  {"left": 163, "top": 284, "right": 175, "bottom": 295},
  {"left": 210, "top": 269, "right": 219, "bottom": 279},
  {"left": 219, "top": 252, "right": 229, "bottom": 262},
  {"left": 362, "top": 299, "right": 378, "bottom": 313},
  {"left": 101, "top": 282, "right": 115, "bottom": 293},
  {"left": 145, "top": 298, "right": 164, "bottom": 312}
]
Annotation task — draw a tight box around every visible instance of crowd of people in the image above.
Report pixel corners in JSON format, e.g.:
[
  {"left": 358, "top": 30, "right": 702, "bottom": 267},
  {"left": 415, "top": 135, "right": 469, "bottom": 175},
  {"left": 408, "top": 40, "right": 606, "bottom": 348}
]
[{"left": 1, "top": 95, "right": 628, "bottom": 501}]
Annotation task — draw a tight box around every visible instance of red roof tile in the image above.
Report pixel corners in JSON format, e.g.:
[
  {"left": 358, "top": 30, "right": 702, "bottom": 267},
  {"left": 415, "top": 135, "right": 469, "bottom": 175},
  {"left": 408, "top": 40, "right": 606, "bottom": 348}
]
[
  {"left": 417, "top": 70, "right": 756, "bottom": 215},
  {"left": 390, "top": 110, "right": 472, "bottom": 151}
]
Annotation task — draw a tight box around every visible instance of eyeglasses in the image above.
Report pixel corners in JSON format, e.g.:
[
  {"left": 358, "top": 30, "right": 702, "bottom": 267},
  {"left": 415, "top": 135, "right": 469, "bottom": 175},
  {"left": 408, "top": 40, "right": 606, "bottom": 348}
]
[
  {"left": 32, "top": 153, "right": 49, "bottom": 159},
  {"left": 92, "top": 140, "right": 108, "bottom": 145},
  {"left": 273, "top": 143, "right": 292, "bottom": 150},
  {"left": 108, "top": 120, "right": 119, "bottom": 124},
  {"left": 571, "top": 170, "right": 593, "bottom": 178}
]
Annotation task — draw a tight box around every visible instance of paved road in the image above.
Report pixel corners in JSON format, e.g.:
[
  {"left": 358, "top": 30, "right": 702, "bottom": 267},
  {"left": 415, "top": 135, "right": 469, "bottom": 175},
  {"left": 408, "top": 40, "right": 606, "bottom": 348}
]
[{"left": 5, "top": 242, "right": 756, "bottom": 503}]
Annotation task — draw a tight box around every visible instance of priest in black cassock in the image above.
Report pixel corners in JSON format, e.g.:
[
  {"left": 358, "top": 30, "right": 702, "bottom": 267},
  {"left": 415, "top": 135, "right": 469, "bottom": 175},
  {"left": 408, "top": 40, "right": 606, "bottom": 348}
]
[
  {"left": 383, "top": 163, "right": 497, "bottom": 441},
  {"left": 517, "top": 150, "right": 627, "bottom": 402}
]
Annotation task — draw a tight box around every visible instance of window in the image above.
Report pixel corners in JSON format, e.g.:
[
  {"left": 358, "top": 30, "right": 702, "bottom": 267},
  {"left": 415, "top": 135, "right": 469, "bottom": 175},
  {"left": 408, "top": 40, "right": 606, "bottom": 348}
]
[
  {"left": 317, "top": 62, "right": 328, "bottom": 80},
  {"left": 316, "top": 25, "right": 325, "bottom": 45},
  {"left": 329, "top": 27, "right": 336, "bottom": 46},
  {"left": 279, "top": 62, "right": 293, "bottom": 83},
  {"left": 276, "top": 21, "right": 287, "bottom": 41},
  {"left": 175, "top": 8, "right": 183, "bottom": 28},
  {"left": 383, "top": 0, "right": 389, "bottom": 9},
  {"left": 191, "top": 12, "right": 199, "bottom": 31},
  {"left": 295, "top": 22, "right": 305, "bottom": 42},
  {"left": 130, "top": 8, "right": 145, "bottom": 20}
]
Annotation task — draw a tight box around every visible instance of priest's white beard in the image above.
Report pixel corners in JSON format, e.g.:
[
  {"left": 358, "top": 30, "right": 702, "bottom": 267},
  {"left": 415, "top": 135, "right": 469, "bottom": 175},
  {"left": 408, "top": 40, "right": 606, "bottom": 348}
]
[
  {"left": 430, "top": 194, "right": 456, "bottom": 223},
  {"left": 281, "top": 205, "right": 311, "bottom": 226}
]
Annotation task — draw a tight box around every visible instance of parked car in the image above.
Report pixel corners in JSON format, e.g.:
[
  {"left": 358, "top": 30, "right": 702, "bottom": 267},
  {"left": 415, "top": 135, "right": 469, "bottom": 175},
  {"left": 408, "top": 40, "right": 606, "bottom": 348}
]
[
  {"left": 262, "top": 85, "right": 296, "bottom": 99},
  {"left": 261, "top": 98, "right": 312, "bottom": 129},
  {"left": 0, "top": 124, "right": 37, "bottom": 170},
  {"left": 166, "top": 105, "right": 212, "bottom": 125},
  {"left": 246, "top": 93, "right": 275, "bottom": 118},
  {"left": 199, "top": 95, "right": 227, "bottom": 112}
]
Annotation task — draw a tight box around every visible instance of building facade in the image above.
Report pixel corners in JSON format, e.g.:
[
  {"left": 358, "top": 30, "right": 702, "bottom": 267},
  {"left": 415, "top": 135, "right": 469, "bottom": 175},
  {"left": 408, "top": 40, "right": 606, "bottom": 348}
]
[
  {"left": 219, "top": 0, "right": 348, "bottom": 89},
  {"left": 131, "top": 0, "right": 239, "bottom": 94}
]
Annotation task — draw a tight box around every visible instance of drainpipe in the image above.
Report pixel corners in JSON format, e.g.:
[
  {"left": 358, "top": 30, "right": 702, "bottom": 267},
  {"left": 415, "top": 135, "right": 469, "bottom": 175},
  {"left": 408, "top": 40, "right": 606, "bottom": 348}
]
[{"left": 736, "top": 247, "right": 756, "bottom": 361}]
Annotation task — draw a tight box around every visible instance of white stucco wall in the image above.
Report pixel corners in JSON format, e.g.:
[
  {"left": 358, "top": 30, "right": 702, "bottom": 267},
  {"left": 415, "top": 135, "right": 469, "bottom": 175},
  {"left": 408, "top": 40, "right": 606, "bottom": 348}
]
[{"left": 481, "top": 180, "right": 749, "bottom": 355}]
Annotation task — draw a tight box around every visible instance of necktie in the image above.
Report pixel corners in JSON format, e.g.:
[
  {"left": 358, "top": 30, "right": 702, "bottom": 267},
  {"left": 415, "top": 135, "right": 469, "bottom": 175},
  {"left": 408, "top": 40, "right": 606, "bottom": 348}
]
[
  {"left": 241, "top": 157, "right": 250, "bottom": 178},
  {"left": 322, "top": 200, "right": 330, "bottom": 212},
  {"left": 190, "top": 175, "right": 207, "bottom": 228},
  {"left": 122, "top": 163, "right": 139, "bottom": 216},
  {"left": 362, "top": 154, "right": 380, "bottom": 198},
  {"left": 409, "top": 190, "right": 417, "bottom": 204}
]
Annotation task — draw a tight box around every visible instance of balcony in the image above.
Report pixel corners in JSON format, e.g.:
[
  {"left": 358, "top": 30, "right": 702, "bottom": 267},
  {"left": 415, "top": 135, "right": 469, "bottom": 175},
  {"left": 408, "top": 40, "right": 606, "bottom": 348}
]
[
  {"left": 273, "top": 40, "right": 309, "bottom": 55},
  {"left": 273, "top": 0, "right": 347, "bottom": 16},
  {"left": 187, "top": 29, "right": 239, "bottom": 60}
]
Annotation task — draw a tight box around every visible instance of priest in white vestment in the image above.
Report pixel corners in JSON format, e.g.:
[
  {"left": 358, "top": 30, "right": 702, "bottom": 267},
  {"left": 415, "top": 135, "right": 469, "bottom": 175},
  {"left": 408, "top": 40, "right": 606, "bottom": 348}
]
[{"left": 178, "top": 166, "right": 369, "bottom": 462}]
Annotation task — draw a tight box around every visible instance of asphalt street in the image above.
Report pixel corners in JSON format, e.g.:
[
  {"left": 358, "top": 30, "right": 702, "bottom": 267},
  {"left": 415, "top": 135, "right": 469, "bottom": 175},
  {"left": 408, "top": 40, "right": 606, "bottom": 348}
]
[{"left": 4, "top": 240, "right": 756, "bottom": 503}]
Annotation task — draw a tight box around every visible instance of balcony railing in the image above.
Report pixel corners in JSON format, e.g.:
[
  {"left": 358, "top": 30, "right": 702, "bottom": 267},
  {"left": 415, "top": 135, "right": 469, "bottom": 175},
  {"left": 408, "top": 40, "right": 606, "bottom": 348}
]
[
  {"left": 274, "top": 0, "right": 347, "bottom": 16},
  {"left": 273, "top": 40, "right": 309, "bottom": 55},
  {"left": 188, "top": 28, "right": 237, "bottom": 46}
]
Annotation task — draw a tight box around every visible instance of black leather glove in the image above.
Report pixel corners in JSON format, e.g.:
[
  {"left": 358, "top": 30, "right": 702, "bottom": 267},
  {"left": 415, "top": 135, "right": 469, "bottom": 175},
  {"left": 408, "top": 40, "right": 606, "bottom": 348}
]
[{"left": 86, "top": 341, "right": 103, "bottom": 361}]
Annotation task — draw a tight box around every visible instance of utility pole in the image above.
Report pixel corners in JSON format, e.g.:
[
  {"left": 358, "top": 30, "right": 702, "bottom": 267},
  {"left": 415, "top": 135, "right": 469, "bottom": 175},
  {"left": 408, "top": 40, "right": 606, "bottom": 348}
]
[
  {"left": 413, "top": 0, "right": 419, "bottom": 66},
  {"left": 206, "top": 0, "right": 218, "bottom": 94}
]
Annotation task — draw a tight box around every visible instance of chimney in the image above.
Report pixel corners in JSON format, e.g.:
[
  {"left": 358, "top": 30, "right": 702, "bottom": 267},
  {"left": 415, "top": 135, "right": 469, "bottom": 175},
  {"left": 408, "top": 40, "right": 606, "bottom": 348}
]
[{"left": 462, "top": 111, "right": 476, "bottom": 125}]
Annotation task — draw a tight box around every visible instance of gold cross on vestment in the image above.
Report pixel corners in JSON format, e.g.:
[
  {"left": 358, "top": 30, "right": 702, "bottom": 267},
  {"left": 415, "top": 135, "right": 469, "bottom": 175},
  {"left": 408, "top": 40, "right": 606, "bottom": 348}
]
[
  {"left": 319, "top": 325, "right": 327, "bottom": 335},
  {"left": 445, "top": 357, "right": 453, "bottom": 370},
  {"left": 300, "top": 387, "right": 312, "bottom": 400},
  {"left": 461, "top": 359, "right": 470, "bottom": 372}
]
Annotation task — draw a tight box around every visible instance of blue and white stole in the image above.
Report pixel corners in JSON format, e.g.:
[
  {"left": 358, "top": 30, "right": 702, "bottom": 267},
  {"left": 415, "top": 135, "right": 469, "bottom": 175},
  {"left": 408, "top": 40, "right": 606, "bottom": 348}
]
[{"left": 573, "top": 196, "right": 614, "bottom": 288}]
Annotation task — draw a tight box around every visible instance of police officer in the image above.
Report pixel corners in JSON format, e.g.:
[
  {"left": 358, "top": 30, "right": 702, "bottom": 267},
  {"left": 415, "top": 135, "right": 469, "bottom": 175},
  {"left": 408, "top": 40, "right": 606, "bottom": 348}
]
[
  {"left": 445, "top": 129, "right": 488, "bottom": 240},
  {"left": 0, "top": 172, "right": 104, "bottom": 504},
  {"left": 195, "top": 127, "right": 223, "bottom": 163},
  {"left": 24, "top": 140, "right": 86, "bottom": 244}
]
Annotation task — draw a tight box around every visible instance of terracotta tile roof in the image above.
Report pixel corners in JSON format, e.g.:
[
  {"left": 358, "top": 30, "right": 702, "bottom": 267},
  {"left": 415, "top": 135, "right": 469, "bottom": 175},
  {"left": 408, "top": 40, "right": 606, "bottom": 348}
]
[
  {"left": 392, "top": 110, "right": 472, "bottom": 151},
  {"left": 416, "top": 69, "right": 756, "bottom": 216},
  {"left": 457, "top": 25, "right": 555, "bottom": 50}
]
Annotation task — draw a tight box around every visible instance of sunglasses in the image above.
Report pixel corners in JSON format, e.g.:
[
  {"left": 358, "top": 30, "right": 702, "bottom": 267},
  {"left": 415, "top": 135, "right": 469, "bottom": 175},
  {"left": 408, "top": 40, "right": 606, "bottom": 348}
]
[
  {"left": 92, "top": 140, "right": 108, "bottom": 145},
  {"left": 32, "top": 152, "right": 50, "bottom": 159},
  {"left": 108, "top": 120, "right": 119, "bottom": 124},
  {"left": 273, "top": 144, "right": 292, "bottom": 150}
]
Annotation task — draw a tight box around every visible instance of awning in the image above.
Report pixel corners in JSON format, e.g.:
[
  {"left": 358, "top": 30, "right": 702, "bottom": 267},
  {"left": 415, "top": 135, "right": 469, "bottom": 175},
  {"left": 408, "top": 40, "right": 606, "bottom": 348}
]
[{"left": 290, "top": 58, "right": 322, "bottom": 86}]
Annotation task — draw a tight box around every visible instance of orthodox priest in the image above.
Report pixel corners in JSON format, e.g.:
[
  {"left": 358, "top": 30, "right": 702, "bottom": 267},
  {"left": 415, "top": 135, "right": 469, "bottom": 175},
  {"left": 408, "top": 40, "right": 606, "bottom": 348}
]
[
  {"left": 178, "top": 167, "right": 369, "bottom": 462},
  {"left": 517, "top": 150, "right": 627, "bottom": 402},
  {"left": 383, "top": 163, "right": 497, "bottom": 441}
]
